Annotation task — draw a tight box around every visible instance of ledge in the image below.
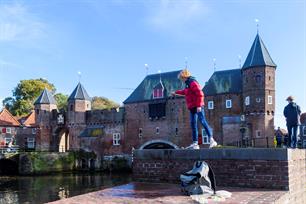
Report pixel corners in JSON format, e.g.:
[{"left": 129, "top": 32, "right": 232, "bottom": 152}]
[{"left": 133, "top": 148, "right": 294, "bottom": 161}]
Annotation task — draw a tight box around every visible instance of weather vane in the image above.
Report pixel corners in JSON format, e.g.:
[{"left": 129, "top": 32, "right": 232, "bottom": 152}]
[
  {"left": 213, "top": 58, "right": 216, "bottom": 72},
  {"left": 77, "top": 71, "right": 82, "bottom": 82},
  {"left": 238, "top": 55, "right": 242, "bottom": 68},
  {"left": 145, "top": 64, "right": 149, "bottom": 76},
  {"left": 255, "top": 19, "right": 259, "bottom": 33}
]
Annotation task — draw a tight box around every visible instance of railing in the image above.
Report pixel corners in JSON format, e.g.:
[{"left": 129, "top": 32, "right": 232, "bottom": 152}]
[
  {"left": 228, "top": 137, "right": 273, "bottom": 148},
  {"left": 0, "top": 145, "right": 20, "bottom": 154}
]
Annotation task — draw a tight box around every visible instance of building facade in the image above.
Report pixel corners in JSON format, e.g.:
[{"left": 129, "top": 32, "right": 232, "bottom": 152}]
[{"left": 29, "top": 33, "right": 279, "bottom": 158}]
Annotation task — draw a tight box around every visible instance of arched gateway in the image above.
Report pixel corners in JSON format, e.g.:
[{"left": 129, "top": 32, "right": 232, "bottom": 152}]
[{"left": 139, "top": 140, "right": 179, "bottom": 150}]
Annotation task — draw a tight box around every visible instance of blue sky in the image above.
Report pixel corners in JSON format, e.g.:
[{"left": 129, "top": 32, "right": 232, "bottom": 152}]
[{"left": 0, "top": 0, "right": 305, "bottom": 128}]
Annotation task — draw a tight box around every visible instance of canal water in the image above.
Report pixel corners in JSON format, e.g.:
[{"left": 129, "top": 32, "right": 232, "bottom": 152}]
[{"left": 0, "top": 172, "right": 132, "bottom": 204}]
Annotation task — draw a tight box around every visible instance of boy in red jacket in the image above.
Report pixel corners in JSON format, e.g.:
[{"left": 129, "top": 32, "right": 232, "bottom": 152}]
[{"left": 173, "top": 69, "right": 217, "bottom": 149}]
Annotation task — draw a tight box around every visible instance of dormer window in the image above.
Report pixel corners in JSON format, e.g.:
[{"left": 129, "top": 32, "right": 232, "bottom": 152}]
[
  {"left": 153, "top": 81, "right": 164, "bottom": 99},
  {"left": 153, "top": 87, "right": 164, "bottom": 99}
]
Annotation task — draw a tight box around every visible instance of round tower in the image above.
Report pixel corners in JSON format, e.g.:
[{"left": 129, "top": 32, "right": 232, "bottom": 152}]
[
  {"left": 241, "top": 34, "right": 277, "bottom": 146},
  {"left": 34, "top": 88, "right": 57, "bottom": 151},
  {"left": 67, "top": 83, "right": 91, "bottom": 149}
]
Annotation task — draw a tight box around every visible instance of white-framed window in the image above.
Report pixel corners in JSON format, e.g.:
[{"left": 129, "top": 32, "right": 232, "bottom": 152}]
[
  {"left": 303, "top": 140, "right": 306, "bottom": 148},
  {"left": 138, "top": 128, "right": 143, "bottom": 138},
  {"left": 4, "top": 138, "right": 11, "bottom": 145},
  {"left": 27, "top": 138, "right": 35, "bottom": 149},
  {"left": 256, "top": 97, "right": 261, "bottom": 103},
  {"left": 113, "top": 133, "right": 121, "bottom": 146},
  {"left": 6, "top": 128, "right": 11, "bottom": 134},
  {"left": 303, "top": 126, "right": 306, "bottom": 136},
  {"left": 202, "top": 129, "right": 212, "bottom": 144},
  {"left": 208, "top": 101, "right": 214, "bottom": 110},
  {"left": 268, "top": 95, "right": 273, "bottom": 104},
  {"left": 245, "top": 96, "right": 250, "bottom": 106},
  {"left": 225, "top": 99, "right": 232, "bottom": 109},
  {"left": 156, "top": 127, "right": 160, "bottom": 135},
  {"left": 175, "top": 127, "right": 178, "bottom": 136},
  {"left": 32, "top": 128, "right": 36, "bottom": 135},
  {"left": 240, "top": 115, "right": 245, "bottom": 122},
  {"left": 256, "top": 130, "right": 261, "bottom": 138},
  {"left": 153, "top": 88, "right": 164, "bottom": 99}
]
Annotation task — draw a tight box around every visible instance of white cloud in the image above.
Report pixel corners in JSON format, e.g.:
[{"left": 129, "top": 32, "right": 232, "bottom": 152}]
[
  {"left": 145, "top": 0, "right": 210, "bottom": 37},
  {"left": 0, "top": 3, "right": 46, "bottom": 42}
]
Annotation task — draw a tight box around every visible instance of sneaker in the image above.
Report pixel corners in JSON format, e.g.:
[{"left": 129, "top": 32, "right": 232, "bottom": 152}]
[
  {"left": 185, "top": 142, "right": 200, "bottom": 150},
  {"left": 209, "top": 138, "right": 217, "bottom": 149}
]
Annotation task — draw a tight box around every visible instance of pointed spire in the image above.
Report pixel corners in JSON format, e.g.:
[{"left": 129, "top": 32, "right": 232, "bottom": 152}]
[
  {"left": 34, "top": 88, "right": 56, "bottom": 105},
  {"left": 68, "top": 83, "right": 91, "bottom": 101},
  {"left": 242, "top": 34, "right": 276, "bottom": 69}
]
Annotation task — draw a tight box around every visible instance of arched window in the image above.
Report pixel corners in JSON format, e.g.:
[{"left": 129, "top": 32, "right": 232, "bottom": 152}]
[{"left": 255, "top": 74, "right": 262, "bottom": 83}]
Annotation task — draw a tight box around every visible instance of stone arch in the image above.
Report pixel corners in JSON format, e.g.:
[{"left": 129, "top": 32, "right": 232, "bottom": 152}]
[
  {"left": 139, "top": 140, "right": 179, "bottom": 150},
  {"left": 89, "top": 159, "right": 96, "bottom": 170},
  {"left": 53, "top": 127, "right": 69, "bottom": 152},
  {"left": 81, "top": 159, "right": 88, "bottom": 169}
]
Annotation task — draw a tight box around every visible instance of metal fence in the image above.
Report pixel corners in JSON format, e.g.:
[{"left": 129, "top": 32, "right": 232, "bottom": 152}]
[{"left": 0, "top": 145, "right": 20, "bottom": 154}]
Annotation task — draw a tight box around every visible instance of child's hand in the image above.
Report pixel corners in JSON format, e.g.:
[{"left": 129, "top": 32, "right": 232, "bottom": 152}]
[
  {"left": 171, "top": 92, "right": 176, "bottom": 96},
  {"left": 196, "top": 107, "right": 201, "bottom": 112}
]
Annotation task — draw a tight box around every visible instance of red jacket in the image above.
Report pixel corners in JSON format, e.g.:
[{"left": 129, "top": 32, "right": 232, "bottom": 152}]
[{"left": 175, "top": 77, "right": 204, "bottom": 110}]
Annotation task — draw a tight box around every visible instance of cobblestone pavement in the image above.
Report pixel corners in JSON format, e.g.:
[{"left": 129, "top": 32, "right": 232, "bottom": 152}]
[{"left": 48, "top": 182, "right": 287, "bottom": 204}]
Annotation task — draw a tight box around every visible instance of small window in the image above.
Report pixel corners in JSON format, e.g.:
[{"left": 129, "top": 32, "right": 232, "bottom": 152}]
[
  {"left": 32, "top": 128, "right": 36, "bottom": 134},
  {"left": 27, "top": 138, "right": 35, "bottom": 149},
  {"left": 208, "top": 101, "right": 214, "bottom": 110},
  {"left": 70, "top": 104, "right": 73, "bottom": 111},
  {"left": 153, "top": 88, "right": 164, "bottom": 99},
  {"left": 245, "top": 96, "right": 250, "bottom": 106},
  {"left": 202, "top": 129, "right": 212, "bottom": 144},
  {"left": 256, "top": 130, "right": 261, "bottom": 138},
  {"left": 255, "top": 74, "right": 262, "bottom": 83},
  {"left": 268, "top": 95, "right": 273, "bottom": 104},
  {"left": 36, "top": 109, "right": 40, "bottom": 115},
  {"left": 256, "top": 97, "right": 261, "bottom": 103},
  {"left": 303, "top": 140, "right": 306, "bottom": 148},
  {"left": 156, "top": 127, "right": 160, "bottom": 135},
  {"left": 113, "top": 133, "right": 120, "bottom": 145},
  {"left": 175, "top": 128, "right": 178, "bottom": 136},
  {"left": 6, "top": 128, "right": 11, "bottom": 134},
  {"left": 138, "top": 128, "right": 143, "bottom": 138},
  {"left": 226, "top": 99, "right": 232, "bottom": 109},
  {"left": 303, "top": 126, "right": 306, "bottom": 136}
]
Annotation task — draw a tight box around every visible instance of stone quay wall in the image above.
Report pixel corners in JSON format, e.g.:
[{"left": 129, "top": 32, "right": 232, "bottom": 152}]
[{"left": 132, "top": 148, "right": 306, "bottom": 203}]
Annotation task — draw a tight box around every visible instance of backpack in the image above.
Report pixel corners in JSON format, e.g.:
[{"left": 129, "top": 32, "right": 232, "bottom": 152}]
[{"left": 180, "top": 161, "right": 216, "bottom": 196}]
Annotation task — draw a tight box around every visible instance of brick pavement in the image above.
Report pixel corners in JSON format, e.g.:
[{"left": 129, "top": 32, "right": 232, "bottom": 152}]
[{"left": 48, "top": 182, "right": 288, "bottom": 204}]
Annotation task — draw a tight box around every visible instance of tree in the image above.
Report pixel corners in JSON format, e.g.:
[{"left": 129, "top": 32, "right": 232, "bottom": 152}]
[
  {"left": 91, "top": 96, "right": 119, "bottom": 110},
  {"left": 54, "top": 93, "right": 68, "bottom": 111},
  {"left": 2, "top": 78, "right": 56, "bottom": 116}
]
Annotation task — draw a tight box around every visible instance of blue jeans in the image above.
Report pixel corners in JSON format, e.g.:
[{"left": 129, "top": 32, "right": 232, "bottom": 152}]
[
  {"left": 190, "top": 107, "right": 212, "bottom": 143},
  {"left": 287, "top": 125, "right": 298, "bottom": 148}
]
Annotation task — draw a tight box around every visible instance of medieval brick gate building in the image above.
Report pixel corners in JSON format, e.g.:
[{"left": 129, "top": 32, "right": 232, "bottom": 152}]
[{"left": 33, "top": 33, "right": 277, "bottom": 160}]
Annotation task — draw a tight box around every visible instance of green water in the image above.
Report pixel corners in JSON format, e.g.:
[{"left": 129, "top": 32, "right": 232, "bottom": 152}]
[{"left": 0, "top": 172, "right": 132, "bottom": 204}]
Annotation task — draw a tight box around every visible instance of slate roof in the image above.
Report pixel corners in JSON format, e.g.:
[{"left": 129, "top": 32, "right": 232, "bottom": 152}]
[
  {"left": 242, "top": 34, "right": 276, "bottom": 69},
  {"left": 68, "top": 83, "right": 91, "bottom": 101},
  {"left": 34, "top": 88, "right": 56, "bottom": 105},
  {"left": 123, "top": 70, "right": 185, "bottom": 104},
  {"left": 203, "top": 69, "right": 242, "bottom": 96},
  {"left": 0, "top": 108, "right": 21, "bottom": 126}
]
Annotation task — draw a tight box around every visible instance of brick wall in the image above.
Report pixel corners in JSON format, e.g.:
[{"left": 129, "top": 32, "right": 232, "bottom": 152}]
[{"left": 132, "top": 148, "right": 306, "bottom": 199}]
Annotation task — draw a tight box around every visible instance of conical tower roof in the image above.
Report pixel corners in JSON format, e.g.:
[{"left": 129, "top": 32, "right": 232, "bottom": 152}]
[
  {"left": 242, "top": 34, "right": 276, "bottom": 69},
  {"left": 34, "top": 88, "right": 56, "bottom": 105},
  {"left": 68, "top": 83, "right": 91, "bottom": 101}
]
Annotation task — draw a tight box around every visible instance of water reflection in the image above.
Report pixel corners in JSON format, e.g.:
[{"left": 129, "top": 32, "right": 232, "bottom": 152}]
[{"left": 0, "top": 172, "right": 132, "bottom": 204}]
